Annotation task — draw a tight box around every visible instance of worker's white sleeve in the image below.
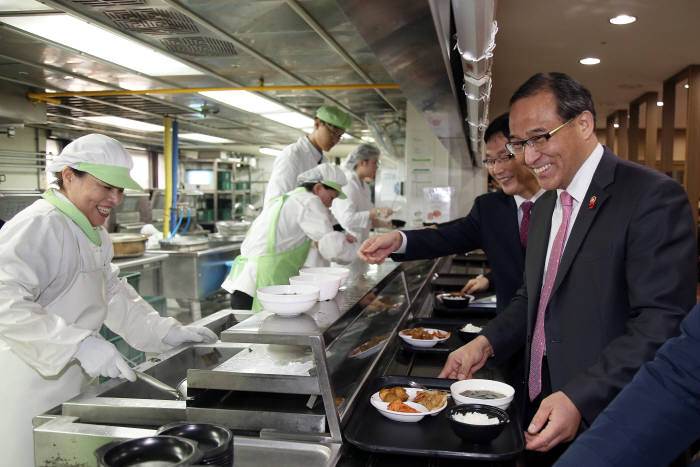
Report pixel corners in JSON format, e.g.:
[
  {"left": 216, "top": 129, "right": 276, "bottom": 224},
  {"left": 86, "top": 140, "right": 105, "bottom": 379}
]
[
  {"left": 317, "top": 231, "right": 357, "bottom": 264},
  {"left": 104, "top": 263, "right": 180, "bottom": 353},
  {"left": 330, "top": 195, "right": 370, "bottom": 236},
  {"left": 0, "top": 214, "right": 91, "bottom": 377},
  {"left": 264, "top": 153, "right": 298, "bottom": 204}
]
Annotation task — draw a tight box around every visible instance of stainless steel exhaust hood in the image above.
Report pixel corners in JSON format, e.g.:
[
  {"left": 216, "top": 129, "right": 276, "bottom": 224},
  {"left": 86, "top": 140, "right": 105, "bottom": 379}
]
[{"left": 338, "top": 0, "right": 496, "bottom": 165}]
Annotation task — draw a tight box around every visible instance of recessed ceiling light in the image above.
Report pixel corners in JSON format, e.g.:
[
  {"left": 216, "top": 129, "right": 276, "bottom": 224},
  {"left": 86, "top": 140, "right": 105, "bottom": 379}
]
[
  {"left": 0, "top": 14, "right": 202, "bottom": 77},
  {"left": 613, "top": 123, "right": 620, "bottom": 128},
  {"left": 684, "top": 83, "right": 690, "bottom": 89},
  {"left": 579, "top": 57, "right": 601, "bottom": 65},
  {"left": 81, "top": 116, "right": 164, "bottom": 132},
  {"left": 609, "top": 14, "right": 636, "bottom": 25},
  {"left": 656, "top": 101, "right": 664, "bottom": 107}
]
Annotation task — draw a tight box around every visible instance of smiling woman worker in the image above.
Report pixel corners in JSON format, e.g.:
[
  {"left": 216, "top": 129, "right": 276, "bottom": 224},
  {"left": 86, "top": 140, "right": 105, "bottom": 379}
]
[
  {"left": 223, "top": 163, "right": 357, "bottom": 310},
  {"left": 0, "top": 134, "right": 217, "bottom": 467},
  {"left": 331, "top": 143, "right": 392, "bottom": 243}
]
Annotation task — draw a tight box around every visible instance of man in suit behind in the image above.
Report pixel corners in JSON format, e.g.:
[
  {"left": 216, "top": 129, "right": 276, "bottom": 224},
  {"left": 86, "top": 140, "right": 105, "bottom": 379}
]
[
  {"left": 439, "top": 72, "right": 697, "bottom": 458},
  {"left": 357, "top": 113, "right": 543, "bottom": 313}
]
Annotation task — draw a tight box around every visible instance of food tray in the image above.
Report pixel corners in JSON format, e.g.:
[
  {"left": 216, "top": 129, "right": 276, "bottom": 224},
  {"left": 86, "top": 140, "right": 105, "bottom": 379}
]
[
  {"left": 344, "top": 375, "right": 524, "bottom": 461},
  {"left": 433, "top": 292, "right": 498, "bottom": 318},
  {"left": 398, "top": 318, "right": 488, "bottom": 354}
]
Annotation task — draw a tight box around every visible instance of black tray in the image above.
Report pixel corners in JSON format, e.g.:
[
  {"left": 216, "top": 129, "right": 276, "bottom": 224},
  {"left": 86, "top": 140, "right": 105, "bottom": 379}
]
[
  {"left": 452, "top": 252, "right": 489, "bottom": 263},
  {"left": 433, "top": 292, "right": 498, "bottom": 318},
  {"left": 430, "top": 273, "right": 473, "bottom": 292},
  {"left": 398, "top": 318, "right": 489, "bottom": 354},
  {"left": 344, "top": 376, "right": 524, "bottom": 461}
]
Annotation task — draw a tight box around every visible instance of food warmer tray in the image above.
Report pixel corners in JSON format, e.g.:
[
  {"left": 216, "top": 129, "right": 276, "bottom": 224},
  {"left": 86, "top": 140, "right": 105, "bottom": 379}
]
[
  {"left": 433, "top": 292, "right": 498, "bottom": 318},
  {"left": 343, "top": 376, "right": 524, "bottom": 461},
  {"left": 398, "top": 318, "right": 490, "bottom": 354}
]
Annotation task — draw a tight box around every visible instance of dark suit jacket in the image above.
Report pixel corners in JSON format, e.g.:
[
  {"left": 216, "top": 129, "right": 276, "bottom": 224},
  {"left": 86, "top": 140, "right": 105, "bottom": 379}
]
[
  {"left": 554, "top": 302, "right": 700, "bottom": 467},
  {"left": 483, "top": 147, "right": 697, "bottom": 426},
  {"left": 391, "top": 190, "right": 525, "bottom": 312}
]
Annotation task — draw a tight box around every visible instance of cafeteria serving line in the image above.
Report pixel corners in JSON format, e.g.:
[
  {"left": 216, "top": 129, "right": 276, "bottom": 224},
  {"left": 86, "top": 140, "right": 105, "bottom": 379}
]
[{"left": 1, "top": 1, "right": 700, "bottom": 466}]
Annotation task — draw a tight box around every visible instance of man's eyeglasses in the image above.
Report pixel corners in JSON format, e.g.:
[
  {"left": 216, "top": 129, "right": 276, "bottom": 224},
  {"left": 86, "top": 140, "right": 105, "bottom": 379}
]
[
  {"left": 323, "top": 121, "right": 344, "bottom": 138},
  {"left": 505, "top": 117, "right": 574, "bottom": 155},
  {"left": 483, "top": 153, "right": 515, "bottom": 167}
]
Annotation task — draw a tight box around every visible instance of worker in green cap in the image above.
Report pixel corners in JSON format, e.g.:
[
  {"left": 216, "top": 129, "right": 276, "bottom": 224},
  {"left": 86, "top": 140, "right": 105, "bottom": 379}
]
[{"left": 264, "top": 105, "right": 352, "bottom": 205}]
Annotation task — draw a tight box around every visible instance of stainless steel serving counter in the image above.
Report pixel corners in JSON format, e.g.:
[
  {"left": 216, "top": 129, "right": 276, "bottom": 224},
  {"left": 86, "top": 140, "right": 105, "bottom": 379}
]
[{"left": 33, "top": 258, "right": 441, "bottom": 467}]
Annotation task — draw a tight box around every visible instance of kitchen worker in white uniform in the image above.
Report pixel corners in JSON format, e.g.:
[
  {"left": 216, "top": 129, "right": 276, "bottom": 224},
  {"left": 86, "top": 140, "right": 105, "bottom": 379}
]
[
  {"left": 331, "top": 143, "right": 393, "bottom": 243},
  {"left": 263, "top": 105, "right": 352, "bottom": 204},
  {"left": 0, "top": 134, "right": 217, "bottom": 467},
  {"left": 223, "top": 163, "right": 356, "bottom": 310}
]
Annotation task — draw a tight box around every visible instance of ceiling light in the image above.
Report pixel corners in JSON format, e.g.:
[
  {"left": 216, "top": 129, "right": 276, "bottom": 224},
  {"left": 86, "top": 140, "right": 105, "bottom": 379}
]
[
  {"left": 609, "top": 14, "right": 636, "bottom": 25},
  {"left": 656, "top": 101, "right": 664, "bottom": 107},
  {"left": 81, "top": 116, "right": 164, "bottom": 132},
  {"left": 613, "top": 123, "right": 620, "bottom": 128},
  {"left": 685, "top": 83, "right": 690, "bottom": 89},
  {"left": 260, "top": 111, "right": 315, "bottom": 130},
  {"left": 200, "top": 90, "right": 285, "bottom": 114},
  {"left": 361, "top": 136, "right": 375, "bottom": 143},
  {"left": 579, "top": 57, "right": 601, "bottom": 65},
  {"left": 179, "top": 133, "right": 233, "bottom": 144},
  {"left": 259, "top": 147, "right": 282, "bottom": 157},
  {"left": 0, "top": 0, "right": 50, "bottom": 11},
  {"left": 0, "top": 14, "right": 202, "bottom": 77}
]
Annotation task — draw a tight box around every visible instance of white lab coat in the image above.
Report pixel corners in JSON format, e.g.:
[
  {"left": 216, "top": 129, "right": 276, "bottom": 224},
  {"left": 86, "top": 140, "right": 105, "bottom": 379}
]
[
  {"left": 331, "top": 170, "right": 374, "bottom": 242},
  {"left": 0, "top": 195, "right": 180, "bottom": 467},
  {"left": 264, "top": 136, "right": 327, "bottom": 205},
  {"left": 222, "top": 189, "right": 355, "bottom": 297}
]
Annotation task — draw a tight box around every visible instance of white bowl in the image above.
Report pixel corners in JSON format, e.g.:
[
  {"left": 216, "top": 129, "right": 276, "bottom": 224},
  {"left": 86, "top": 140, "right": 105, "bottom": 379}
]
[
  {"left": 289, "top": 274, "right": 341, "bottom": 301},
  {"left": 398, "top": 328, "right": 451, "bottom": 348},
  {"left": 256, "top": 285, "right": 320, "bottom": 317},
  {"left": 370, "top": 387, "right": 448, "bottom": 422},
  {"left": 450, "top": 379, "right": 515, "bottom": 410},
  {"left": 300, "top": 267, "right": 350, "bottom": 285}
]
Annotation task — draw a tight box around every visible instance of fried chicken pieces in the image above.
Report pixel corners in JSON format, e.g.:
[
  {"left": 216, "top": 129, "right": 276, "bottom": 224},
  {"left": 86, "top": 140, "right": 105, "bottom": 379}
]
[
  {"left": 380, "top": 386, "right": 448, "bottom": 412},
  {"left": 401, "top": 327, "right": 450, "bottom": 340},
  {"left": 413, "top": 389, "right": 448, "bottom": 411},
  {"left": 379, "top": 386, "right": 408, "bottom": 403}
]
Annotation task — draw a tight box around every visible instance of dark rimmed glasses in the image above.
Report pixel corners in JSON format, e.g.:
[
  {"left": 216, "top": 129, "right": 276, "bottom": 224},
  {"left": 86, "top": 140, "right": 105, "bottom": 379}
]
[
  {"left": 505, "top": 117, "right": 574, "bottom": 154},
  {"left": 482, "top": 153, "right": 515, "bottom": 167}
]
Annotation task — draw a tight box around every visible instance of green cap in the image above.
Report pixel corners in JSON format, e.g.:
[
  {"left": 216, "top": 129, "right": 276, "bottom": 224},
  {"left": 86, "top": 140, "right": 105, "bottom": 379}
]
[
  {"left": 316, "top": 106, "right": 352, "bottom": 131},
  {"left": 77, "top": 162, "right": 143, "bottom": 190},
  {"left": 322, "top": 180, "right": 346, "bottom": 199}
]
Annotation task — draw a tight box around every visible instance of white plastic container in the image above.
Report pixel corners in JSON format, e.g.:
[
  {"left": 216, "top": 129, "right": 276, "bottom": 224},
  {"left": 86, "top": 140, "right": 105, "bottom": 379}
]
[{"left": 289, "top": 273, "right": 341, "bottom": 301}]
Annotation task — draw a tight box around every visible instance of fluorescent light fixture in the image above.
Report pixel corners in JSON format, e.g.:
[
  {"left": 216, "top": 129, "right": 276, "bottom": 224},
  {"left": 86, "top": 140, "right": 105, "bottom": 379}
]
[
  {"left": 81, "top": 116, "right": 164, "bottom": 132},
  {"left": 259, "top": 111, "right": 314, "bottom": 130},
  {"left": 0, "top": 0, "right": 49, "bottom": 11},
  {"left": 579, "top": 57, "right": 601, "bottom": 65},
  {"left": 609, "top": 14, "right": 636, "bottom": 25},
  {"left": 259, "top": 147, "right": 283, "bottom": 157},
  {"left": 200, "top": 90, "right": 315, "bottom": 130},
  {"left": 200, "top": 90, "right": 285, "bottom": 114},
  {"left": 656, "top": 101, "right": 664, "bottom": 107},
  {"left": 361, "top": 136, "right": 375, "bottom": 143},
  {"left": 613, "top": 123, "right": 620, "bottom": 128},
  {"left": 179, "top": 133, "right": 233, "bottom": 144},
  {"left": 0, "top": 14, "right": 202, "bottom": 76}
]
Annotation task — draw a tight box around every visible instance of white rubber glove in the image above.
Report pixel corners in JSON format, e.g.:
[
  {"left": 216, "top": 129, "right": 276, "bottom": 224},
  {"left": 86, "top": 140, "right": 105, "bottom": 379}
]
[
  {"left": 74, "top": 336, "right": 136, "bottom": 382},
  {"left": 163, "top": 325, "right": 217, "bottom": 347}
]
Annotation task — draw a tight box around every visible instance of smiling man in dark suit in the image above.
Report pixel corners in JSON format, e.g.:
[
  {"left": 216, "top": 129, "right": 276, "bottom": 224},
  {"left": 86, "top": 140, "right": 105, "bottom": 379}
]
[
  {"left": 357, "top": 113, "right": 543, "bottom": 313},
  {"left": 439, "top": 72, "right": 697, "bottom": 460}
]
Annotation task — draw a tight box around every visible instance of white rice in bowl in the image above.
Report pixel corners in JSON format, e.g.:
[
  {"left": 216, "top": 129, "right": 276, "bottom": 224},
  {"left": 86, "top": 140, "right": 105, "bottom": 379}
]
[
  {"left": 461, "top": 323, "right": 482, "bottom": 333},
  {"left": 452, "top": 411, "right": 501, "bottom": 425}
]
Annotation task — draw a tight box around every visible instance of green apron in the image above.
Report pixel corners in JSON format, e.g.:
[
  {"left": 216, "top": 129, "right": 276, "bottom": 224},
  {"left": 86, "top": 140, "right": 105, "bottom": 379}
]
[{"left": 227, "top": 188, "right": 312, "bottom": 311}]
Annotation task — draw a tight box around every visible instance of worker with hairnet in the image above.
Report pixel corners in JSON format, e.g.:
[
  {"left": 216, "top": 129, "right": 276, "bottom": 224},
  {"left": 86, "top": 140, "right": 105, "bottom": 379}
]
[
  {"left": 263, "top": 105, "right": 352, "bottom": 205},
  {"left": 0, "top": 133, "right": 217, "bottom": 467},
  {"left": 331, "top": 143, "right": 393, "bottom": 243},
  {"left": 224, "top": 163, "right": 357, "bottom": 310}
]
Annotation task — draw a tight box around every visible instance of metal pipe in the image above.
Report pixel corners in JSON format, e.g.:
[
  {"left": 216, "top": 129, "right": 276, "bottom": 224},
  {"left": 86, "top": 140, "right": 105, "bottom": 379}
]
[{"left": 28, "top": 83, "right": 399, "bottom": 104}]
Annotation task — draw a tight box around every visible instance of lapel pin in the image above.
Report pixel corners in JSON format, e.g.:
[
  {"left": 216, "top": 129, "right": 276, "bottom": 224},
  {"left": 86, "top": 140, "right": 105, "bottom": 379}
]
[{"left": 588, "top": 195, "right": 597, "bottom": 210}]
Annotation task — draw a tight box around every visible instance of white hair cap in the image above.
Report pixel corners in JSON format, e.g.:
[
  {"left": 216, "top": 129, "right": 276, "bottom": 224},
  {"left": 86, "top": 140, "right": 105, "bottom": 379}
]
[{"left": 343, "top": 143, "right": 380, "bottom": 169}]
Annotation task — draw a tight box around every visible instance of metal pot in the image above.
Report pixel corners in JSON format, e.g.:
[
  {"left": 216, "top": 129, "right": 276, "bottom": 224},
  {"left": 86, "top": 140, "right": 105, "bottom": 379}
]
[
  {"left": 94, "top": 435, "right": 202, "bottom": 466},
  {"left": 215, "top": 220, "right": 251, "bottom": 236},
  {"left": 159, "top": 236, "right": 209, "bottom": 252},
  {"left": 109, "top": 233, "right": 148, "bottom": 258}
]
